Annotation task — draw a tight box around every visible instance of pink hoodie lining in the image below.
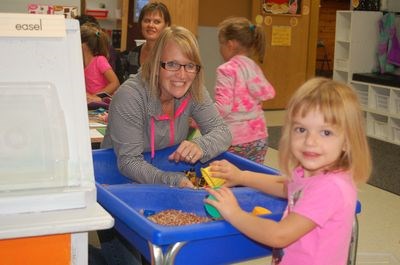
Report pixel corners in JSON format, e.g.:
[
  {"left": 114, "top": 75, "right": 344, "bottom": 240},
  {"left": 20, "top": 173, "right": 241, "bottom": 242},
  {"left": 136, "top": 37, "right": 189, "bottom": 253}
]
[{"left": 150, "top": 97, "right": 190, "bottom": 159}]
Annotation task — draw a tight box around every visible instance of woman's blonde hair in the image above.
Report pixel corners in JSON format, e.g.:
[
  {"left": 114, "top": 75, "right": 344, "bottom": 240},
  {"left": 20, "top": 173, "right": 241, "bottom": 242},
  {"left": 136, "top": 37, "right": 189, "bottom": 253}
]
[
  {"left": 141, "top": 26, "right": 204, "bottom": 102},
  {"left": 218, "top": 17, "right": 266, "bottom": 63},
  {"left": 278, "top": 77, "right": 372, "bottom": 184}
]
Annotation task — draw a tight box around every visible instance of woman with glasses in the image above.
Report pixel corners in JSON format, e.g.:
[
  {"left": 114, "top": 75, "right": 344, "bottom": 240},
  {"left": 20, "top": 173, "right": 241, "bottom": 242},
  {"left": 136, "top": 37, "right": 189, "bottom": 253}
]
[{"left": 101, "top": 25, "right": 232, "bottom": 188}]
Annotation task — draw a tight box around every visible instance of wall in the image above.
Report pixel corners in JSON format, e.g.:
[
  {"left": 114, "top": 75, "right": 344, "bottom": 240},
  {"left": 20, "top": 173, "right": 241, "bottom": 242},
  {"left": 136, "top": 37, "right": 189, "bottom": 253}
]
[
  {"left": 198, "top": 0, "right": 252, "bottom": 97},
  {"left": 199, "top": 0, "right": 251, "bottom": 26},
  {"left": 0, "top": 0, "right": 81, "bottom": 13},
  {"left": 84, "top": 0, "right": 120, "bottom": 30}
]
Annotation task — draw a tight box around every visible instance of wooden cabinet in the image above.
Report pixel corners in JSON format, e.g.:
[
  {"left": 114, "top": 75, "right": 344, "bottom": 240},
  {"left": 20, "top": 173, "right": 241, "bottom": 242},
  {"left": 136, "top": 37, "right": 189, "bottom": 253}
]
[
  {"left": 118, "top": 0, "right": 129, "bottom": 51},
  {"left": 251, "top": 0, "right": 320, "bottom": 110},
  {"left": 332, "top": 11, "right": 382, "bottom": 84},
  {"left": 157, "top": 0, "right": 199, "bottom": 36},
  {"left": 81, "top": 0, "right": 129, "bottom": 50}
]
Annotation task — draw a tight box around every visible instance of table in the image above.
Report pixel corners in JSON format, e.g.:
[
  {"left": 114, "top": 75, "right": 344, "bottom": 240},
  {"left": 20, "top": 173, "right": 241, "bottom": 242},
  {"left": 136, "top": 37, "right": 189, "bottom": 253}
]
[{"left": 93, "top": 146, "right": 285, "bottom": 265}]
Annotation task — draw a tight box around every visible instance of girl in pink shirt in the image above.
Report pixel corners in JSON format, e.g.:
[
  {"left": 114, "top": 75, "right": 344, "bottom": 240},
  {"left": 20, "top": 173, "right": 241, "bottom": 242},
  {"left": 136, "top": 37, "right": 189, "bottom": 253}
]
[
  {"left": 215, "top": 17, "right": 275, "bottom": 163},
  {"left": 81, "top": 23, "right": 119, "bottom": 104},
  {"left": 206, "top": 77, "right": 372, "bottom": 265}
]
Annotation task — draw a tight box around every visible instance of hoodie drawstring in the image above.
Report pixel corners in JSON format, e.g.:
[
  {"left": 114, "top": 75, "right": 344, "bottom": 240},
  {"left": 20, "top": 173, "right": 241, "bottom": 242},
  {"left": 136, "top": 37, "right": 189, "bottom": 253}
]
[{"left": 150, "top": 97, "right": 190, "bottom": 159}]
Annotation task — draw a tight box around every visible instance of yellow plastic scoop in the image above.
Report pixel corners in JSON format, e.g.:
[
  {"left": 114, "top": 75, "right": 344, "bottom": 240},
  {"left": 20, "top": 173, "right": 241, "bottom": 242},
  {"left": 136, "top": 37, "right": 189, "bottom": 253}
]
[
  {"left": 201, "top": 167, "right": 225, "bottom": 188},
  {"left": 252, "top": 206, "right": 272, "bottom": 216}
]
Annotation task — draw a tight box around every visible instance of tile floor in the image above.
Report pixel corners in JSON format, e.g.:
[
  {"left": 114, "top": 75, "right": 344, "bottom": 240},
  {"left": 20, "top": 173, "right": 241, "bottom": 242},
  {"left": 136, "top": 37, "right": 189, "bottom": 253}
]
[{"left": 233, "top": 110, "right": 400, "bottom": 265}]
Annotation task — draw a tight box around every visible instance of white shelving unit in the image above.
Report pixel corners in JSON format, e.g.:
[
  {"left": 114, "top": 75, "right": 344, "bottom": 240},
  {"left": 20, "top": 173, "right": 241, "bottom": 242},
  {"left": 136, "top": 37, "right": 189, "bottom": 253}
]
[
  {"left": 334, "top": 11, "right": 400, "bottom": 145},
  {"left": 351, "top": 80, "right": 400, "bottom": 144},
  {"left": 333, "top": 11, "right": 382, "bottom": 84},
  {"left": 84, "top": 0, "right": 128, "bottom": 50}
]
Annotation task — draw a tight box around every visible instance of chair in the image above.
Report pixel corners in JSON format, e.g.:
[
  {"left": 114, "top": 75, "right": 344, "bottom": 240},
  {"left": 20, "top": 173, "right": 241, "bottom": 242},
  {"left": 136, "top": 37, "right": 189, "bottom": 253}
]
[{"left": 316, "top": 39, "right": 332, "bottom": 77}]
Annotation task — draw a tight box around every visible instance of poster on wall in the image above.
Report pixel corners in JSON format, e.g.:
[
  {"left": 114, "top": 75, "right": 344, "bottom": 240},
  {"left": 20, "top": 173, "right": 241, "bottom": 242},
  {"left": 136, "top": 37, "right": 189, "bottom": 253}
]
[
  {"left": 28, "top": 4, "right": 78, "bottom": 18},
  {"left": 262, "top": 0, "right": 301, "bottom": 15}
]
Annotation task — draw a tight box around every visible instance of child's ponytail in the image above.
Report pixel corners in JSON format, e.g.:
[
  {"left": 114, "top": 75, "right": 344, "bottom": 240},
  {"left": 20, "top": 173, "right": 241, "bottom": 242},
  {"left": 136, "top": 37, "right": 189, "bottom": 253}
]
[
  {"left": 80, "top": 23, "right": 110, "bottom": 58},
  {"left": 253, "top": 23, "right": 266, "bottom": 63},
  {"left": 218, "top": 17, "right": 266, "bottom": 63}
]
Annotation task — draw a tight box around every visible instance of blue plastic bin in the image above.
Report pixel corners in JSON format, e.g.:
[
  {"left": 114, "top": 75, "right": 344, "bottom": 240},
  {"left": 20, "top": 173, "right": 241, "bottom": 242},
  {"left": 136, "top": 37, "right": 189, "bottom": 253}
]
[
  {"left": 93, "top": 145, "right": 361, "bottom": 265},
  {"left": 93, "top": 146, "right": 286, "bottom": 265}
]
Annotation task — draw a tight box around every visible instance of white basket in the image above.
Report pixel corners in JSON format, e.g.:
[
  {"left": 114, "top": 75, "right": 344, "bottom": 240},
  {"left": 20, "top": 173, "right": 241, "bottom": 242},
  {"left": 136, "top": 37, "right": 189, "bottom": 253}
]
[
  {"left": 355, "top": 88, "right": 368, "bottom": 107},
  {"left": 374, "top": 120, "right": 388, "bottom": 139},
  {"left": 375, "top": 94, "right": 389, "bottom": 112},
  {"left": 393, "top": 125, "right": 400, "bottom": 144},
  {"left": 395, "top": 97, "right": 400, "bottom": 114}
]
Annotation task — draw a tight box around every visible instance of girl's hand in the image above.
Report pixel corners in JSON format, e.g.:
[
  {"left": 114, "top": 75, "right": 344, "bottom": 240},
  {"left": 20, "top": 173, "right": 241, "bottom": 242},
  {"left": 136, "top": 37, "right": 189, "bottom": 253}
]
[
  {"left": 204, "top": 186, "right": 242, "bottom": 221},
  {"left": 208, "top": 159, "right": 244, "bottom": 187},
  {"left": 87, "top": 93, "right": 102, "bottom": 103},
  {"left": 168, "top": 140, "right": 203, "bottom": 164}
]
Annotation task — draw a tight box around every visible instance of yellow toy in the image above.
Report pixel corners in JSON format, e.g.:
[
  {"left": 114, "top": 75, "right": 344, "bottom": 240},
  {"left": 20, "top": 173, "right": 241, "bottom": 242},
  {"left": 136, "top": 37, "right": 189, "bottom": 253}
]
[
  {"left": 252, "top": 206, "right": 272, "bottom": 216},
  {"left": 201, "top": 167, "right": 225, "bottom": 188}
]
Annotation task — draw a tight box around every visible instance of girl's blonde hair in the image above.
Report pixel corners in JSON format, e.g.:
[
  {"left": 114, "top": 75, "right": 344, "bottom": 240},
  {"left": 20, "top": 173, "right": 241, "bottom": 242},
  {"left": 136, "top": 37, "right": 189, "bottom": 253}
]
[
  {"left": 80, "top": 23, "right": 110, "bottom": 58},
  {"left": 278, "top": 77, "right": 372, "bottom": 184},
  {"left": 218, "top": 17, "right": 266, "bottom": 63},
  {"left": 141, "top": 26, "right": 204, "bottom": 102}
]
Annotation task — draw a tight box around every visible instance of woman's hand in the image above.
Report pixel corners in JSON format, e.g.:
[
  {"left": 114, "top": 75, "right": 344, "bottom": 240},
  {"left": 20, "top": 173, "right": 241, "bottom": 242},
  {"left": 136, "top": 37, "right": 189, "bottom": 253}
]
[
  {"left": 208, "top": 159, "right": 244, "bottom": 187},
  {"left": 168, "top": 140, "right": 203, "bottom": 164},
  {"left": 178, "top": 177, "right": 195, "bottom": 188},
  {"left": 204, "top": 186, "right": 242, "bottom": 221}
]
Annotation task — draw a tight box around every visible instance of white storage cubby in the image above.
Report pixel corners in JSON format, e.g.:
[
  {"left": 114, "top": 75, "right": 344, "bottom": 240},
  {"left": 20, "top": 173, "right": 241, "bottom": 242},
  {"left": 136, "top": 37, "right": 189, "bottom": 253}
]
[
  {"left": 351, "top": 82, "right": 369, "bottom": 107},
  {"left": 391, "top": 118, "right": 400, "bottom": 144},
  {"left": 333, "top": 11, "right": 382, "bottom": 84},
  {"left": 391, "top": 89, "right": 400, "bottom": 114},
  {"left": 368, "top": 113, "right": 389, "bottom": 140},
  {"left": 371, "top": 86, "right": 390, "bottom": 113},
  {"left": 351, "top": 80, "right": 400, "bottom": 145}
]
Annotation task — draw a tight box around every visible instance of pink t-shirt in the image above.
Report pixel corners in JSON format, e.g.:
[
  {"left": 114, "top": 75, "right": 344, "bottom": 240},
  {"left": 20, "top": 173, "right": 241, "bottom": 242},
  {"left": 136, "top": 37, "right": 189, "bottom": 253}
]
[
  {"left": 214, "top": 55, "right": 275, "bottom": 145},
  {"left": 84, "top": 55, "right": 112, "bottom": 94},
  {"left": 277, "top": 167, "right": 357, "bottom": 265}
]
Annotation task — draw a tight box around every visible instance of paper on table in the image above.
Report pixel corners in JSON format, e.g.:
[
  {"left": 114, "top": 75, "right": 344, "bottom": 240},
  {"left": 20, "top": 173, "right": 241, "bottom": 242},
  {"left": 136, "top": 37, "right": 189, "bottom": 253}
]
[
  {"left": 90, "top": 128, "right": 104, "bottom": 138},
  {"left": 89, "top": 122, "right": 106, "bottom": 128}
]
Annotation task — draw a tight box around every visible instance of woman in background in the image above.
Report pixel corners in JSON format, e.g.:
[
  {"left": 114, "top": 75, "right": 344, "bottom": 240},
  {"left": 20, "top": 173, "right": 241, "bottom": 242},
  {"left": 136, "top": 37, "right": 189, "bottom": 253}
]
[{"left": 126, "top": 1, "right": 171, "bottom": 75}]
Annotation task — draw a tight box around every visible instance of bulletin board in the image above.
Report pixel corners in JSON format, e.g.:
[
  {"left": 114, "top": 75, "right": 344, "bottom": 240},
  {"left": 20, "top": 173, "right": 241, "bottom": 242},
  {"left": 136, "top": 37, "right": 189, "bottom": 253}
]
[{"left": 262, "top": 0, "right": 301, "bottom": 15}]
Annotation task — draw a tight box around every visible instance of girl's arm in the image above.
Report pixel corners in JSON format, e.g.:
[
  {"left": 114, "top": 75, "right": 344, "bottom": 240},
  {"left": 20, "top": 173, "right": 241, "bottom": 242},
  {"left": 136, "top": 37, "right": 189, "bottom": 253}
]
[
  {"left": 101, "top": 68, "right": 120, "bottom": 95},
  {"left": 206, "top": 187, "right": 316, "bottom": 248},
  {"left": 190, "top": 89, "right": 232, "bottom": 162},
  {"left": 214, "top": 65, "right": 234, "bottom": 118},
  {"left": 209, "top": 159, "right": 287, "bottom": 198}
]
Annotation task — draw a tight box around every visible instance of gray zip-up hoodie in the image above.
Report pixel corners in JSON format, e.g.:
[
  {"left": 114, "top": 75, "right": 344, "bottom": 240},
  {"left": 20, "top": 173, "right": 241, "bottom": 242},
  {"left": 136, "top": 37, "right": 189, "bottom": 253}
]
[{"left": 102, "top": 73, "right": 232, "bottom": 186}]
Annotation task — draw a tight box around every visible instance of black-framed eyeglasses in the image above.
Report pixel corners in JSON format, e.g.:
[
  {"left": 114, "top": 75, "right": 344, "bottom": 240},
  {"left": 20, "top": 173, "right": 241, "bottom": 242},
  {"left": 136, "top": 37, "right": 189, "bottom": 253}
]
[{"left": 160, "top": 61, "right": 201, "bottom": 73}]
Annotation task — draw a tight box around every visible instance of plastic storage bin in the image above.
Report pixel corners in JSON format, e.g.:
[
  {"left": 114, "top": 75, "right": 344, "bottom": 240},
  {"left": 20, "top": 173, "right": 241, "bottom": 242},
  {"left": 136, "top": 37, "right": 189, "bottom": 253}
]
[
  {"left": 93, "top": 146, "right": 286, "bottom": 265},
  {"left": 0, "top": 15, "right": 97, "bottom": 214}
]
